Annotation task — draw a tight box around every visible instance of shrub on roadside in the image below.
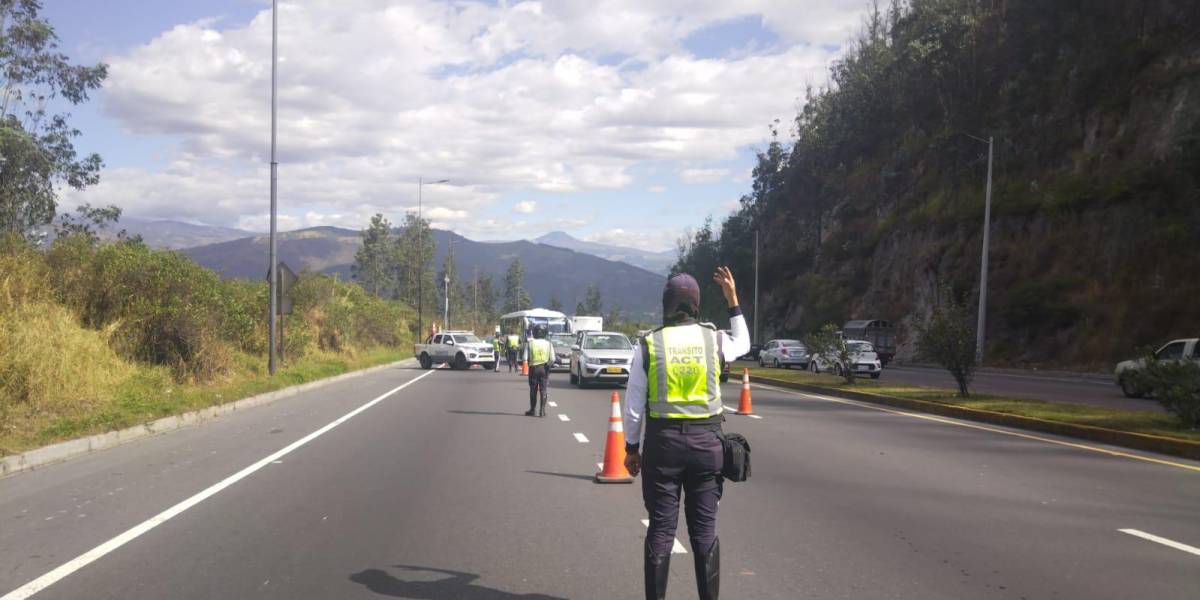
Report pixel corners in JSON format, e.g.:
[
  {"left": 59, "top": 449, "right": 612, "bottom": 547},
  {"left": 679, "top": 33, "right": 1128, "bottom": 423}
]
[
  {"left": 917, "top": 289, "right": 978, "bottom": 397},
  {"left": 1137, "top": 360, "right": 1200, "bottom": 428}
]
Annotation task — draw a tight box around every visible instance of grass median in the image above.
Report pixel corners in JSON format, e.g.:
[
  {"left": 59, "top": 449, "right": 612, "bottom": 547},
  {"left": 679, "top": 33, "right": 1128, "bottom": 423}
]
[{"left": 740, "top": 364, "right": 1200, "bottom": 444}]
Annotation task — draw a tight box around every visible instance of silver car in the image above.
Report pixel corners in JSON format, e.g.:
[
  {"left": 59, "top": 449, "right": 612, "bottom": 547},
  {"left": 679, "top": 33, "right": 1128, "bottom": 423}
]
[
  {"left": 549, "top": 333, "right": 575, "bottom": 372},
  {"left": 570, "top": 331, "right": 634, "bottom": 387},
  {"left": 759, "top": 339, "right": 810, "bottom": 369}
]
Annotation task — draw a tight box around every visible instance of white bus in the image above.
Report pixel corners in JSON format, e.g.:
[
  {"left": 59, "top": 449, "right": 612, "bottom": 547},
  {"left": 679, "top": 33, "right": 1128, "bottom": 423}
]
[{"left": 499, "top": 308, "right": 570, "bottom": 347}]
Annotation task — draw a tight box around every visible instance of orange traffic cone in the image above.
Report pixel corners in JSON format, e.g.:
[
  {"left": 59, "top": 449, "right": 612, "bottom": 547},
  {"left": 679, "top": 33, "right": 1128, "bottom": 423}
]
[
  {"left": 736, "top": 368, "right": 753, "bottom": 415},
  {"left": 595, "top": 391, "right": 634, "bottom": 484},
  {"left": 521, "top": 360, "right": 529, "bottom": 376}
]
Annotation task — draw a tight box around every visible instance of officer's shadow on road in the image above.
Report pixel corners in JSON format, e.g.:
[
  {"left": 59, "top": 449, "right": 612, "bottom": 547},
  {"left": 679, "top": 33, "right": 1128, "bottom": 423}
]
[{"left": 350, "top": 565, "right": 567, "bottom": 599}]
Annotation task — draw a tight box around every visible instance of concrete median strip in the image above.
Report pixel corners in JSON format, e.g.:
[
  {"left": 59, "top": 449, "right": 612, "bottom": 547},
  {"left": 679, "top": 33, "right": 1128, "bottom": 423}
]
[
  {"left": 0, "top": 358, "right": 419, "bottom": 479},
  {"left": 752, "top": 376, "right": 1200, "bottom": 463}
]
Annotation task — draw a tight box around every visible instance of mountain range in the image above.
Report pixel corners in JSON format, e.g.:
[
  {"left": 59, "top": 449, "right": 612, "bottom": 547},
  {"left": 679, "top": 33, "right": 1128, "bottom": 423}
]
[
  {"left": 533, "top": 231, "right": 675, "bottom": 275},
  {"left": 181, "top": 227, "right": 666, "bottom": 320}
]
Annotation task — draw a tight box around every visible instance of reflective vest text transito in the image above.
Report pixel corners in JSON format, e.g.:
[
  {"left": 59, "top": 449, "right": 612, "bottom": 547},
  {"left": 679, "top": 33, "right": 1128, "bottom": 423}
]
[
  {"left": 645, "top": 324, "right": 722, "bottom": 419},
  {"left": 528, "top": 339, "right": 553, "bottom": 366}
]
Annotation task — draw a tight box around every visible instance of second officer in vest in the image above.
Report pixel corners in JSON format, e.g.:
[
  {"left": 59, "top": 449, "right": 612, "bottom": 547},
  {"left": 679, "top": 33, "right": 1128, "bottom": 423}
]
[
  {"left": 524, "top": 324, "right": 554, "bottom": 417},
  {"left": 623, "top": 267, "right": 749, "bottom": 600}
]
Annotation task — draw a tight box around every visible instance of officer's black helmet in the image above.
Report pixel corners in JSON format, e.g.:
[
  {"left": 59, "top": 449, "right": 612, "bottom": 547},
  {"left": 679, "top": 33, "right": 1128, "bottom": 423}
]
[{"left": 533, "top": 324, "right": 548, "bottom": 339}]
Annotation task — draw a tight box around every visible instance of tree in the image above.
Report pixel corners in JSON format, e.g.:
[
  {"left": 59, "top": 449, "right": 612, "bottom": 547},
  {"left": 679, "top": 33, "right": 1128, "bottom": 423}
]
[
  {"left": 806, "top": 323, "right": 855, "bottom": 384},
  {"left": 1136, "top": 360, "right": 1200, "bottom": 428},
  {"left": 917, "top": 290, "right": 978, "bottom": 397},
  {"left": 503, "top": 258, "right": 530, "bottom": 313},
  {"left": 391, "top": 212, "right": 435, "bottom": 311},
  {"left": 352, "top": 214, "right": 392, "bottom": 297},
  {"left": 476, "top": 272, "right": 497, "bottom": 328},
  {"left": 581, "top": 284, "right": 603, "bottom": 315},
  {"left": 547, "top": 295, "right": 563, "bottom": 312},
  {"left": 52, "top": 202, "right": 137, "bottom": 245},
  {"left": 437, "top": 240, "right": 462, "bottom": 329},
  {"left": 0, "top": 1, "right": 107, "bottom": 237}
]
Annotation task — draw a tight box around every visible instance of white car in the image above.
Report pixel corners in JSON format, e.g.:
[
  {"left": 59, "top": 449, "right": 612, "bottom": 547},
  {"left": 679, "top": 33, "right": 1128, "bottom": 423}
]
[
  {"left": 1114, "top": 338, "right": 1200, "bottom": 398},
  {"left": 759, "top": 339, "right": 810, "bottom": 369},
  {"left": 810, "top": 340, "right": 883, "bottom": 379},
  {"left": 415, "top": 331, "right": 497, "bottom": 370},
  {"left": 570, "top": 331, "right": 634, "bottom": 387}
]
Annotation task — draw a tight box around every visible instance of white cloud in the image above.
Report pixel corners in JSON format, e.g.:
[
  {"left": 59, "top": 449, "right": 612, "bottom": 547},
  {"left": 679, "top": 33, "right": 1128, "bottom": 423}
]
[
  {"left": 514, "top": 201, "right": 537, "bottom": 214},
  {"left": 88, "top": 0, "right": 866, "bottom": 230},
  {"left": 585, "top": 227, "right": 681, "bottom": 253},
  {"left": 680, "top": 168, "right": 731, "bottom": 184},
  {"left": 647, "top": 185, "right": 667, "bottom": 193}
]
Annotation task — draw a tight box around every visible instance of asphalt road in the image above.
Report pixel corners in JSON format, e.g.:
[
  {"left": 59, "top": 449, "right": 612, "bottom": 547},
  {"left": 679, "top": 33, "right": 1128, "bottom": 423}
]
[
  {"left": 2, "top": 363, "right": 1197, "bottom": 599},
  {"left": 751, "top": 361, "right": 1159, "bottom": 413}
]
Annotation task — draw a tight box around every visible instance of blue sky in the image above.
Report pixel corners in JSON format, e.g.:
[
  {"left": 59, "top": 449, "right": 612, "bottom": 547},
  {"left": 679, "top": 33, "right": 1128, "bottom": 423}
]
[{"left": 47, "top": 1, "right": 862, "bottom": 251}]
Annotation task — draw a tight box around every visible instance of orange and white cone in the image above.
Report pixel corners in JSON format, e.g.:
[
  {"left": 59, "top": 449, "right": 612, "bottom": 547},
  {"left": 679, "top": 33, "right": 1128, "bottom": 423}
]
[
  {"left": 595, "top": 391, "right": 634, "bottom": 484},
  {"left": 736, "top": 368, "right": 753, "bottom": 415},
  {"left": 521, "top": 360, "right": 529, "bottom": 376}
]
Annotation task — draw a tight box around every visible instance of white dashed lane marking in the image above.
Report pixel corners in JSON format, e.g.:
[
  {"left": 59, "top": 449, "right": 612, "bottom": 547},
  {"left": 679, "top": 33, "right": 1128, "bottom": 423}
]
[
  {"left": 548, "top": 401, "right": 558, "bottom": 407},
  {"left": 1119, "top": 529, "right": 1200, "bottom": 556},
  {"left": 558, "top": 414, "right": 570, "bottom": 422},
  {"left": 641, "top": 519, "right": 688, "bottom": 554},
  {"left": 573, "top": 433, "right": 589, "bottom": 443}
]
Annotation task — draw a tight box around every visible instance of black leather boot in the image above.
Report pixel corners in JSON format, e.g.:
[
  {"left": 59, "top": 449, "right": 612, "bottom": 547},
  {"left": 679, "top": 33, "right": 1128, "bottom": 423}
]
[
  {"left": 538, "top": 394, "right": 547, "bottom": 417},
  {"left": 644, "top": 545, "right": 670, "bottom": 600},
  {"left": 693, "top": 537, "right": 719, "bottom": 600}
]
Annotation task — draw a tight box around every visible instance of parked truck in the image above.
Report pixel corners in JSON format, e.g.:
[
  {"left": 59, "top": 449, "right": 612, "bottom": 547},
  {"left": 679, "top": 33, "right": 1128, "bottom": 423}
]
[
  {"left": 569, "top": 316, "right": 603, "bottom": 334},
  {"left": 1114, "top": 338, "right": 1200, "bottom": 398}
]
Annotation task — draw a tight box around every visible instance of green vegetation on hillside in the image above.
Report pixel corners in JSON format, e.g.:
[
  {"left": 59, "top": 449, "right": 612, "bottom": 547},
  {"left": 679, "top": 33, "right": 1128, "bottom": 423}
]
[
  {"left": 1, "top": 234, "right": 415, "bottom": 455},
  {"left": 675, "top": 0, "right": 1200, "bottom": 369}
]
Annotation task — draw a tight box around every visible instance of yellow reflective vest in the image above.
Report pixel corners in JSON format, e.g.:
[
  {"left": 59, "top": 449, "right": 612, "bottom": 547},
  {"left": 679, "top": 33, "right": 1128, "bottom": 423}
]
[
  {"left": 528, "top": 338, "right": 553, "bottom": 366},
  {"left": 645, "top": 324, "right": 722, "bottom": 419}
]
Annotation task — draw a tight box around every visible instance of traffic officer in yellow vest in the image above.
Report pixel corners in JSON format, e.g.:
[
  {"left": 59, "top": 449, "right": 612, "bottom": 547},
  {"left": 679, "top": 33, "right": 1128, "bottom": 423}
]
[
  {"left": 492, "top": 335, "right": 503, "bottom": 372},
  {"left": 623, "top": 267, "right": 749, "bottom": 600},
  {"left": 506, "top": 332, "right": 521, "bottom": 373},
  {"left": 524, "top": 324, "right": 554, "bottom": 417}
]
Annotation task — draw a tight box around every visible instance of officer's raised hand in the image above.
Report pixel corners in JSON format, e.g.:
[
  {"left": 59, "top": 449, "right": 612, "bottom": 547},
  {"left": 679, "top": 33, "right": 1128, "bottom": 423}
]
[{"left": 713, "top": 266, "right": 739, "bottom": 307}]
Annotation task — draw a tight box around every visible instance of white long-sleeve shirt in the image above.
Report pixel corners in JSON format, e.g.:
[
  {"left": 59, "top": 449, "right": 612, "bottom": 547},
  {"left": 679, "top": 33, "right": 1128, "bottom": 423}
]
[{"left": 623, "top": 310, "right": 751, "bottom": 447}]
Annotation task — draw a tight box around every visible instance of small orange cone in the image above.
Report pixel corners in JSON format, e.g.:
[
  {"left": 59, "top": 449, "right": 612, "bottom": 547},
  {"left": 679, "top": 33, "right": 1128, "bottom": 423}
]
[
  {"left": 736, "top": 368, "right": 753, "bottom": 415},
  {"left": 595, "top": 391, "right": 634, "bottom": 484},
  {"left": 521, "top": 360, "right": 529, "bottom": 376}
]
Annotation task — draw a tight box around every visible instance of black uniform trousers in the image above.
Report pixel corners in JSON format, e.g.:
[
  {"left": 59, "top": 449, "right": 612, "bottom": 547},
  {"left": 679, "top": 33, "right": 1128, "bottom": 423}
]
[
  {"left": 641, "top": 418, "right": 724, "bottom": 556},
  {"left": 507, "top": 349, "right": 519, "bottom": 372},
  {"left": 527, "top": 363, "right": 549, "bottom": 411}
]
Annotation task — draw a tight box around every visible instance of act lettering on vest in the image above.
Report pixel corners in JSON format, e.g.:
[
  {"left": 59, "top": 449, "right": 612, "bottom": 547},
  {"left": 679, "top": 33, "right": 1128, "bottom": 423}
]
[{"left": 645, "top": 324, "right": 722, "bottom": 419}]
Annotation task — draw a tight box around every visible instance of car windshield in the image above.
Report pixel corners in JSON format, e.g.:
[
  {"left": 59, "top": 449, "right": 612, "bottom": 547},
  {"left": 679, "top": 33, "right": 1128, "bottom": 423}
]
[
  {"left": 583, "top": 334, "right": 632, "bottom": 350},
  {"left": 550, "top": 335, "right": 574, "bottom": 349},
  {"left": 848, "top": 342, "right": 874, "bottom": 353},
  {"left": 780, "top": 340, "right": 803, "bottom": 347},
  {"left": 453, "top": 334, "right": 482, "bottom": 344}
]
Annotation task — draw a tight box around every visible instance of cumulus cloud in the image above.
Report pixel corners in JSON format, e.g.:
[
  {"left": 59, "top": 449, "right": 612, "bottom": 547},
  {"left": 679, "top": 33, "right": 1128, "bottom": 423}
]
[
  {"left": 85, "top": 0, "right": 867, "bottom": 231},
  {"left": 514, "top": 201, "right": 537, "bottom": 214},
  {"left": 680, "top": 168, "right": 731, "bottom": 184}
]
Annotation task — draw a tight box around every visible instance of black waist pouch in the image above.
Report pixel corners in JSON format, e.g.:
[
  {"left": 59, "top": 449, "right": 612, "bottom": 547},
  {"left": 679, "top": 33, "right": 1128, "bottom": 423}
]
[{"left": 719, "top": 432, "right": 751, "bottom": 482}]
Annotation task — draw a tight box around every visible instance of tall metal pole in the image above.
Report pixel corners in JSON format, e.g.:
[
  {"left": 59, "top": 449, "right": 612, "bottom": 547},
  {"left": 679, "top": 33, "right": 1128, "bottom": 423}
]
[
  {"left": 268, "top": 0, "right": 279, "bottom": 376},
  {"left": 444, "top": 274, "right": 450, "bottom": 330},
  {"left": 975, "top": 136, "right": 994, "bottom": 364},
  {"left": 753, "top": 229, "right": 760, "bottom": 345},
  {"left": 417, "top": 177, "right": 423, "bottom": 342}
]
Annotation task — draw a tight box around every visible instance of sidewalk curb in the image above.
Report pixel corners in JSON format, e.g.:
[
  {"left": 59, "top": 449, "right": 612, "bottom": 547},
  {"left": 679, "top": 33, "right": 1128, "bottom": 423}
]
[
  {"left": 1, "top": 358, "right": 418, "bottom": 478},
  {"left": 752, "top": 376, "right": 1200, "bottom": 461}
]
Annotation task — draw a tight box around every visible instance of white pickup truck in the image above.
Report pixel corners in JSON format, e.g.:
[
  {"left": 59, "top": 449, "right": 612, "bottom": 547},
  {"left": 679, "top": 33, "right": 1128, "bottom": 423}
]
[
  {"left": 1114, "top": 338, "right": 1200, "bottom": 397},
  {"left": 416, "top": 331, "right": 497, "bottom": 370}
]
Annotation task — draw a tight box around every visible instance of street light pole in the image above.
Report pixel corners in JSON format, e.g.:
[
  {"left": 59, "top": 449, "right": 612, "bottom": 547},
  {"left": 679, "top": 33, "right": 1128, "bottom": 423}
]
[
  {"left": 967, "top": 135, "right": 995, "bottom": 365},
  {"left": 416, "top": 178, "right": 449, "bottom": 341},
  {"left": 444, "top": 274, "right": 451, "bottom": 330},
  {"left": 268, "top": 0, "right": 279, "bottom": 376},
  {"left": 753, "top": 229, "right": 760, "bottom": 345}
]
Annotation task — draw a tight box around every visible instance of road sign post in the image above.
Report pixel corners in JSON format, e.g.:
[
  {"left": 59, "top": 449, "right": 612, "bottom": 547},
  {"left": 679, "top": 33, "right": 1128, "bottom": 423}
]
[{"left": 266, "top": 262, "right": 297, "bottom": 365}]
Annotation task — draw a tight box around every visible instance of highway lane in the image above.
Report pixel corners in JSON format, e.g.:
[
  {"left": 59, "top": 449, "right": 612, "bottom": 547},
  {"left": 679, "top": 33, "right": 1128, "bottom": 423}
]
[
  {"left": 750, "top": 361, "right": 1160, "bottom": 412},
  {"left": 2, "top": 364, "right": 1197, "bottom": 599}
]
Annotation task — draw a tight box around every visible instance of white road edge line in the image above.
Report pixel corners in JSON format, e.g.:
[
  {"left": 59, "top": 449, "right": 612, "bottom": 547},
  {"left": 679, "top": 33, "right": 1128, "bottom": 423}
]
[
  {"left": 573, "top": 433, "right": 589, "bottom": 443},
  {"left": 751, "top": 383, "right": 1200, "bottom": 474},
  {"left": 640, "top": 519, "right": 688, "bottom": 554},
  {"left": 1119, "top": 529, "right": 1200, "bottom": 557},
  {"left": 548, "top": 401, "right": 558, "bottom": 407},
  {"left": 558, "top": 414, "right": 570, "bottom": 422},
  {"left": 0, "top": 369, "right": 438, "bottom": 600}
]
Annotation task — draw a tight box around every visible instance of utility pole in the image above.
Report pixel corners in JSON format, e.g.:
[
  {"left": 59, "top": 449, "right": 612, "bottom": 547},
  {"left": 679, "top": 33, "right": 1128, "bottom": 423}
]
[
  {"left": 416, "top": 178, "right": 449, "bottom": 341},
  {"left": 473, "top": 265, "right": 479, "bottom": 333},
  {"left": 969, "top": 135, "right": 995, "bottom": 365},
  {"left": 753, "top": 229, "right": 760, "bottom": 345},
  {"left": 267, "top": 0, "right": 279, "bottom": 376}
]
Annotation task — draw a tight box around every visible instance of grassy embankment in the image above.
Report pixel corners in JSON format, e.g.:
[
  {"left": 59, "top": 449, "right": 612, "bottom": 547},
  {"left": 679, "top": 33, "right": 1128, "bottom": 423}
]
[
  {"left": 0, "top": 235, "right": 415, "bottom": 456},
  {"left": 741, "top": 365, "right": 1200, "bottom": 443}
]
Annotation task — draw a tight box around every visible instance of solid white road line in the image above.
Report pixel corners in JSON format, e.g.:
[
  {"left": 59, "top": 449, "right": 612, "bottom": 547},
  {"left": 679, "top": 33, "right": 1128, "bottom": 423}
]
[
  {"left": 548, "top": 401, "right": 558, "bottom": 407},
  {"left": 1119, "top": 529, "right": 1200, "bottom": 557},
  {"left": 0, "top": 370, "right": 437, "bottom": 600},
  {"left": 641, "top": 519, "right": 688, "bottom": 554},
  {"left": 558, "top": 414, "right": 570, "bottom": 422},
  {"left": 573, "top": 433, "right": 589, "bottom": 443},
  {"left": 752, "top": 383, "right": 1200, "bottom": 474}
]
